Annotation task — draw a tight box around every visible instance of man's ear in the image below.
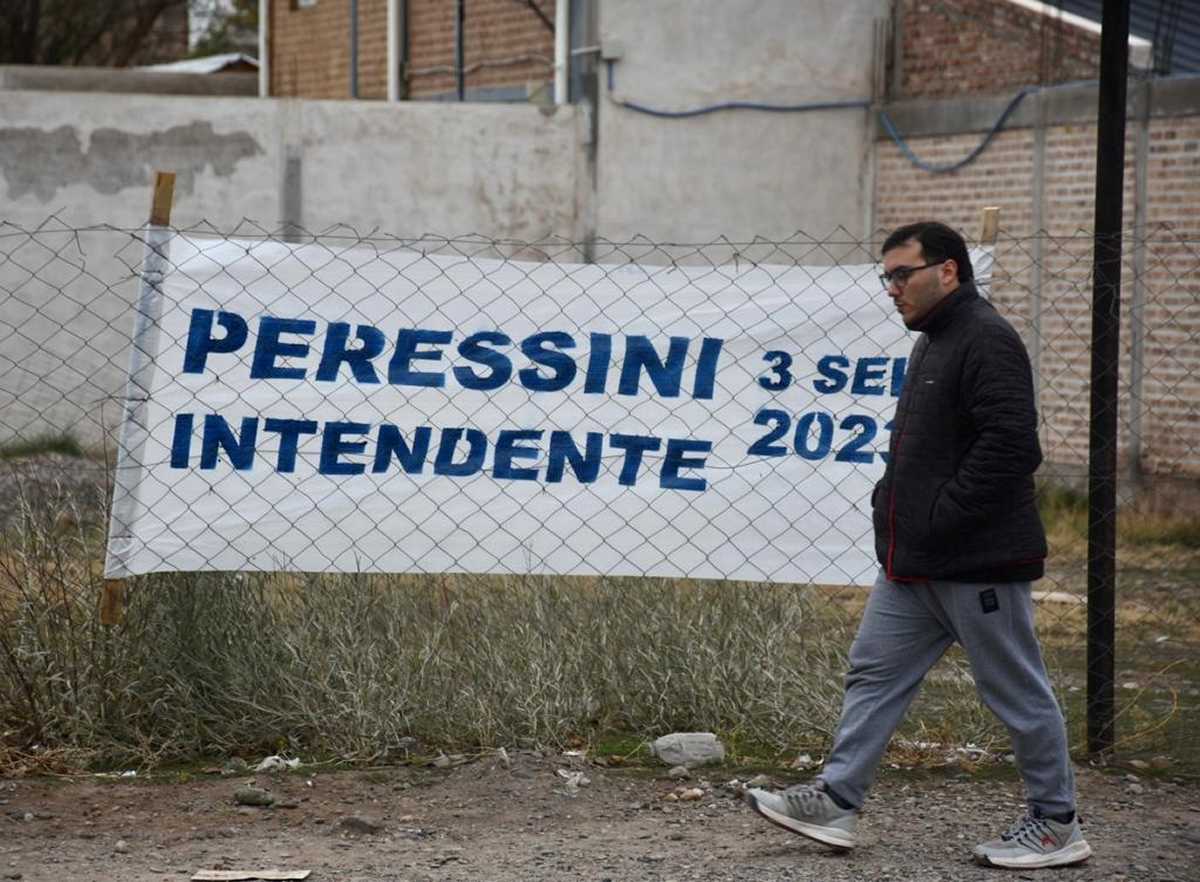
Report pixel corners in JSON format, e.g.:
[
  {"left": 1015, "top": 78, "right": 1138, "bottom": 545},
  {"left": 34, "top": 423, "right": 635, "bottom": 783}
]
[{"left": 940, "top": 259, "right": 960, "bottom": 289}]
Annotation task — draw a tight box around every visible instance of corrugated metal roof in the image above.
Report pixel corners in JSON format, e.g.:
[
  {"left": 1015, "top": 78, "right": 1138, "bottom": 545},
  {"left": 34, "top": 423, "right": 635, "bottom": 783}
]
[
  {"left": 1054, "top": 0, "right": 1200, "bottom": 73},
  {"left": 139, "top": 53, "right": 259, "bottom": 75}
]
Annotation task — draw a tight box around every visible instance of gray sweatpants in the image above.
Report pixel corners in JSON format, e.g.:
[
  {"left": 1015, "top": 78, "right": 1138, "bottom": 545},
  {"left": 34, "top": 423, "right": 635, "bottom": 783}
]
[{"left": 817, "top": 570, "right": 1076, "bottom": 816}]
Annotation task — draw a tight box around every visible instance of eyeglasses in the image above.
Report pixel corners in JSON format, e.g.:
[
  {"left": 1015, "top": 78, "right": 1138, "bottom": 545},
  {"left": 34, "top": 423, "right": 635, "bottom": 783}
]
[{"left": 878, "top": 260, "right": 944, "bottom": 289}]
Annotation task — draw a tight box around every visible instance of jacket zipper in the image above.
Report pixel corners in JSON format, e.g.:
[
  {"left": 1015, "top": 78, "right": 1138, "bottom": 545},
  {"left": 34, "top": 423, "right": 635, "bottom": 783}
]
[
  {"left": 884, "top": 425, "right": 929, "bottom": 583},
  {"left": 886, "top": 341, "right": 930, "bottom": 584},
  {"left": 885, "top": 426, "right": 902, "bottom": 581}
]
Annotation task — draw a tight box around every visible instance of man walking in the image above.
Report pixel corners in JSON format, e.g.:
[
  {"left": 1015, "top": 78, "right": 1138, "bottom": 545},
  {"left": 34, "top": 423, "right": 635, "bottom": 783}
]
[{"left": 745, "top": 221, "right": 1090, "bottom": 869}]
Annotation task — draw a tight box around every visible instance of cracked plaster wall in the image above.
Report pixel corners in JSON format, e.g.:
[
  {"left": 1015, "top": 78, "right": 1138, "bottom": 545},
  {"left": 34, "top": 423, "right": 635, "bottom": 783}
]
[{"left": 0, "top": 90, "right": 581, "bottom": 443}]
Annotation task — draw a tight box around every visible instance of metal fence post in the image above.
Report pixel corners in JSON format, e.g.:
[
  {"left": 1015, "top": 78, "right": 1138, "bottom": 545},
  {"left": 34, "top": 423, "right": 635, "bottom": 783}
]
[
  {"left": 456, "top": 0, "right": 466, "bottom": 101},
  {"left": 1086, "top": 0, "right": 1130, "bottom": 756}
]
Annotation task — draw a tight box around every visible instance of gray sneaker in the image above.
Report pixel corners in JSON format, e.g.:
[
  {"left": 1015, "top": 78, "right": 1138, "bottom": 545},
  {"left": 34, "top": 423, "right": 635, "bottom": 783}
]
[
  {"left": 744, "top": 784, "right": 857, "bottom": 849},
  {"left": 973, "top": 811, "right": 1092, "bottom": 868}
]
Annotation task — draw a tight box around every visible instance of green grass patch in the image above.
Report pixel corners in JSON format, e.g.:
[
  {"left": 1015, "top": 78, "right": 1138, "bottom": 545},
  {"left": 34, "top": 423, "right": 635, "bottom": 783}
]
[
  {"left": 1121, "top": 515, "right": 1200, "bottom": 549},
  {"left": 0, "top": 432, "right": 84, "bottom": 461},
  {"left": 1, "top": 467, "right": 1196, "bottom": 777},
  {"left": 1039, "top": 482, "right": 1200, "bottom": 550},
  {"left": 590, "top": 733, "right": 651, "bottom": 760},
  {"left": 0, "top": 548, "right": 853, "bottom": 770}
]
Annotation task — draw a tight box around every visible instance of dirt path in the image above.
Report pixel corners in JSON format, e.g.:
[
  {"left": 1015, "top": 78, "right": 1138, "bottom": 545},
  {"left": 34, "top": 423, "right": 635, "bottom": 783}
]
[{"left": 2, "top": 755, "right": 1196, "bottom": 882}]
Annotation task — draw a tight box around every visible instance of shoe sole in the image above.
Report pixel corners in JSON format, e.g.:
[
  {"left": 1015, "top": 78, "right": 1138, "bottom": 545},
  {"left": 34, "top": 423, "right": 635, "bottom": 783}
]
[
  {"left": 745, "top": 791, "right": 855, "bottom": 850},
  {"left": 973, "top": 839, "right": 1092, "bottom": 869}
]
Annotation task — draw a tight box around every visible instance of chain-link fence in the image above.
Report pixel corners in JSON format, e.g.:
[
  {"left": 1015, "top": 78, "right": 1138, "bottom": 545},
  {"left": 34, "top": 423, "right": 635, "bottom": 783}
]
[{"left": 1, "top": 217, "right": 1197, "bottom": 768}]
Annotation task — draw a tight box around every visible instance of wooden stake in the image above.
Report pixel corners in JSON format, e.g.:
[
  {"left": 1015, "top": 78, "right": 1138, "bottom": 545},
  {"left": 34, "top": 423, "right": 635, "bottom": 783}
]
[
  {"left": 102, "top": 169, "right": 176, "bottom": 627},
  {"left": 100, "top": 579, "right": 125, "bottom": 626},
  {"left": 150, "top": 171, "right": 176, "bottom": 227},
  {"left": 979, "top": 206, "right": 1000, "bottom": 245}
]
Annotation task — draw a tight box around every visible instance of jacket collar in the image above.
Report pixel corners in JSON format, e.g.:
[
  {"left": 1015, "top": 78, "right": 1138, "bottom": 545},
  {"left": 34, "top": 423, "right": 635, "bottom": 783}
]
[{"left": 910, "top": 280, "right": 979, "bottom": 336}]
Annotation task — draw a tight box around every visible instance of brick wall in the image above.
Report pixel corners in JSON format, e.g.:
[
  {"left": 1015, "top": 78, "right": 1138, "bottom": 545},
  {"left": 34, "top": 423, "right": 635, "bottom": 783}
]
[
  {"left": 407, "top": 0, "right": 554, "bottom": 99},
  {"left": 1139, "top": 117, "right": 1200, "bottom": 482},
  {"left": 1035, "top": 124, "right": 1139, "bottom": 476},
  {"left": 874, "top": 114, "right": 1200, "bottom": 493},
  {"left": 895, "top": 0, "right": 1100, "bottom": 100},
  {"left": 271, "top": 0, "right": 354, "bottom": 99},
  {"left": 875, "top": 128, "right": 1036, "bottom": 333},
  {"left": 358, "top": 0, "right": 390, "bottom": 99},
  {"left": 270, "top": 0, "right": 554, "bottom": 100}
]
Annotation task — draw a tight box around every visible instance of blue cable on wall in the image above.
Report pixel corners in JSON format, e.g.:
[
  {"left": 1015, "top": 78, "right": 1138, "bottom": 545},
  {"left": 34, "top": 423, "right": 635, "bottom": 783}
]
[
  {"left": 604, "top": 59, "right": 1044, "bottom": 175},
  {"left": 614, "top": 96, "right": 874, "bottom": 119},
  {"left": 876, "top": 86, "right": 1039, "bottom": 174},
  {"left": 604, "top": 59, "right": 871, "bottom": 118}
]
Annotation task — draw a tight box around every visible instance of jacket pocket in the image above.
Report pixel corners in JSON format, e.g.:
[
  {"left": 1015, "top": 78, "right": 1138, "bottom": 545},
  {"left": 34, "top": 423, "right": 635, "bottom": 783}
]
[{"left": 927, "top": 479, "right": 953, "bottom": 538}]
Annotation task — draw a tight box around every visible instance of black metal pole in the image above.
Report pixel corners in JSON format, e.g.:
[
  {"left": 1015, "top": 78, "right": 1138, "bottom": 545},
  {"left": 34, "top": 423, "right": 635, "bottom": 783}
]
[
  {"left": 1086, "top": 0, "right": 1130, "bottom": 757},
  {"left": 456, "top": 0, "right": 465, "bottom": 101},
  {"left": 400, "top": 0, "right": 410, "bottom": 99}
]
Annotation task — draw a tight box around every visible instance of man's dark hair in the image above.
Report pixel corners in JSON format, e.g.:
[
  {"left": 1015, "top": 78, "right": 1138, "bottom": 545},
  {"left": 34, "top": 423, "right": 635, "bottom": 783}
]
[{"left": 881, "top": 221, "right": 973, "bottom": 282}]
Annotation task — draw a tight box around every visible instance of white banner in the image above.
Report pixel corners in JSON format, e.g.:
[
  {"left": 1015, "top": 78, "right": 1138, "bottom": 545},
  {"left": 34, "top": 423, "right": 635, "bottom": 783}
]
[{"left": 104, "top": 235, "right": 991, "bottom": 585}]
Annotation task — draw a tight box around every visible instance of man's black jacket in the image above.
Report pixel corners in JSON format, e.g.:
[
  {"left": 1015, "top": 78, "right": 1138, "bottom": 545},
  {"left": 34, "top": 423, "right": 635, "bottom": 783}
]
[{"left": 871, "top": 281, "right": 1047, "bottom": 582}]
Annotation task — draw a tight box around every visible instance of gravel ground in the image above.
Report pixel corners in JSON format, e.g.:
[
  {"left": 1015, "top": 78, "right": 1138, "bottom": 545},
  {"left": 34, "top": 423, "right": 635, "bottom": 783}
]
[{"left": 2, "top": 754, "right": 1196, "bottom": 882}]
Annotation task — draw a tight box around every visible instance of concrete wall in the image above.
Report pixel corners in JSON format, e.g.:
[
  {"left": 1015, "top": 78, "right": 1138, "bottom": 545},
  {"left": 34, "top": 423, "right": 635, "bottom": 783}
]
[
  {"left": 593, "top": 0, "right": 888, "bottom": 244},
  {"left": 0, "top": 0, "right": 902, "bottom": 449},
  {"left": 0, "top": 88, "right": 581, "bottom": 236},
  {"left": 0, "top": 0, "right": 950, "bottom": 452},
  {"left": 0, "top": 90, "right": 581, "bottom": 445},
  {"left": 267, "top": 0, "right": 891, "bottom": 242},
  {"left": 0, "top": 65, "right": 258, "bottom": 97},
  {"left": 1, "top": 0, "right": 892, "bottom": 242}
]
